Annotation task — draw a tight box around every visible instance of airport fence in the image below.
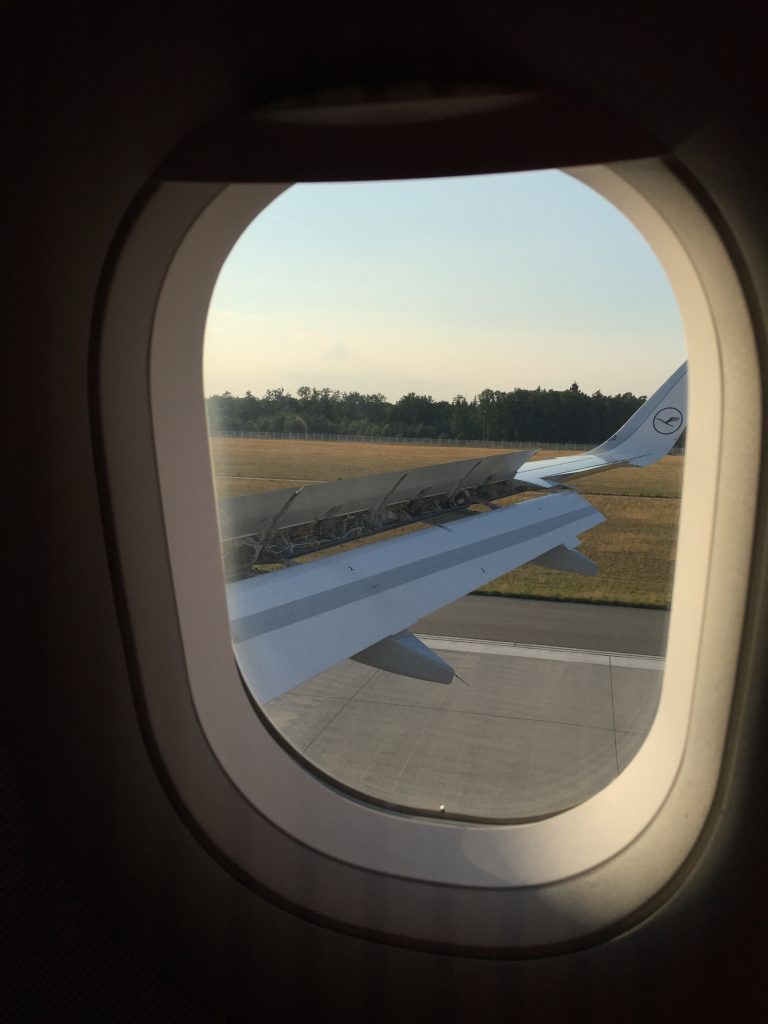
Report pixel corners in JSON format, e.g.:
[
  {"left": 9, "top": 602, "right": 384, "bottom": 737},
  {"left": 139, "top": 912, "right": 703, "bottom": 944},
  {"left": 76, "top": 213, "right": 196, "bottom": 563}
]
[{"left": 211, "top": 429, "right": 684, "bottom": 455}]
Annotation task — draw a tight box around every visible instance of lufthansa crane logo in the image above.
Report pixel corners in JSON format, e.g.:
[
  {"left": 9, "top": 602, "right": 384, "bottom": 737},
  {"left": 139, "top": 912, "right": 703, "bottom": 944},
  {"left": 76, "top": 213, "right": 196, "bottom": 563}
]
[{"left": 652, "top": 407, "right": 683, "bottom": 434}]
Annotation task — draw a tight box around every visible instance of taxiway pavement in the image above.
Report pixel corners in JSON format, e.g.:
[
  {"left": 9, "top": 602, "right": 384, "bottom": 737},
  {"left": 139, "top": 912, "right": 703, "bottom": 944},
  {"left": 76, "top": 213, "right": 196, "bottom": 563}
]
[{"left": 265, "top": 596, "right": 667, "bottom": 820}]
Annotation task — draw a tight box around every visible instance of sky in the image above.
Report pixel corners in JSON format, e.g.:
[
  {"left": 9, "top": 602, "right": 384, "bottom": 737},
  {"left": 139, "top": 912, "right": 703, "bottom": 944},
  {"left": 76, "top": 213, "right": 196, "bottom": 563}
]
[{"left": 204, "top": 170, "right": 686, "bottom": 402}]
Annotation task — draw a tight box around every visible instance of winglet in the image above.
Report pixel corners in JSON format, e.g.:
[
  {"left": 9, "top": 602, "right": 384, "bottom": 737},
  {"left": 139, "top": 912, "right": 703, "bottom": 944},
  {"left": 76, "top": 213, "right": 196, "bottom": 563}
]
[
  {"left": 513, "top": 363, "right": 687, "bottom": 489},
  {"left": 590, "top": 362, "right": 687, "bottom": 466}
]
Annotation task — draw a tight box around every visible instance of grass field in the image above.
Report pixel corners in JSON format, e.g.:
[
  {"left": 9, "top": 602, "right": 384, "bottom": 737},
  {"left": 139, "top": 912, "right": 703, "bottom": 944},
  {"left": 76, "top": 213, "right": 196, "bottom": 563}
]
[{"left": 209, "top": 437, "right": 683, "bottom": 608}]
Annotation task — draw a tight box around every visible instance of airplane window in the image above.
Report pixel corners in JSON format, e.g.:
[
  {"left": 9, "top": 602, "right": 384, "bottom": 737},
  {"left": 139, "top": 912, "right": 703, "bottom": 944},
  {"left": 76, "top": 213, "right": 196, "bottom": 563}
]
[
  {"left": 100, "top": 151, "right": 758, "bottom": 949},
  {"left": 203, "top": 170, "right": 686, "bottom": 821}
]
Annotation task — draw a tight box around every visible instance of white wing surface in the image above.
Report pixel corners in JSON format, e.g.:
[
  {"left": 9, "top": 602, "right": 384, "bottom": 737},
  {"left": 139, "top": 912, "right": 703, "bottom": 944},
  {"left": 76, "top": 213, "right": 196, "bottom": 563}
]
[
  {"left": 228, "top": 491, "right": 604, "bottom": 702},
  {"left": 515, "top": 363, "right": 687, "bottom": 488}
]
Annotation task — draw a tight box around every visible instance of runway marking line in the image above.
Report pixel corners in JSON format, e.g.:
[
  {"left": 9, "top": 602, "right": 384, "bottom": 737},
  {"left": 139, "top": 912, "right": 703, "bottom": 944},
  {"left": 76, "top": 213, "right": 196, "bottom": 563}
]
[{"left": 418, "top": 635, "right": 664, "bottom": 671}]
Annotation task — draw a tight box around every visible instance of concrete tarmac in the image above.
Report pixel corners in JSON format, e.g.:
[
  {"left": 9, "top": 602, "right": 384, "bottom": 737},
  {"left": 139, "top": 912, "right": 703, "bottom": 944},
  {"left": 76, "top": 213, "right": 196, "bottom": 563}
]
[{"left": 265, "top": 596, "right": 667, "bottom": 820}]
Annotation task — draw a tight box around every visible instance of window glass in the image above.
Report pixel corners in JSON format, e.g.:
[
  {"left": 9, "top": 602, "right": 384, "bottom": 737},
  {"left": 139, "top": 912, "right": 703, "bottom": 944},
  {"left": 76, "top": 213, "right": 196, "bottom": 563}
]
[{"left": 203, "top": 171, "right": 686, "bottom": 821}]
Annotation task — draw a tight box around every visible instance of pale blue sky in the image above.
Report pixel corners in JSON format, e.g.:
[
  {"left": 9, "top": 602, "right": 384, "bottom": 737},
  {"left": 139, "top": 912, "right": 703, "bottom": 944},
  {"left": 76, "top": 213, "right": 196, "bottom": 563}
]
[{"left": 204, "top": 171, "right": 686, "bottom": 401}]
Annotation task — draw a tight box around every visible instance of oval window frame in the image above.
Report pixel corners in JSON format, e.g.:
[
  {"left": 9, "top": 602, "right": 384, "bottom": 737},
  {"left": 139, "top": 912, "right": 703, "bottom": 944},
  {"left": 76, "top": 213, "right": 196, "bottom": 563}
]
[{"left": 96, "top": 159, "right": 760, "bottom": 953}]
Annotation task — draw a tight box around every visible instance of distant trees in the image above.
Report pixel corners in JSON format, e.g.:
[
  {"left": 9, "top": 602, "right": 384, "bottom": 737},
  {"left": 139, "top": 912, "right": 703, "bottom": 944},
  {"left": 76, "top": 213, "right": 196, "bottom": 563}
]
[{"left": 205, "top": 382, "right": 649, "bottom": 445}]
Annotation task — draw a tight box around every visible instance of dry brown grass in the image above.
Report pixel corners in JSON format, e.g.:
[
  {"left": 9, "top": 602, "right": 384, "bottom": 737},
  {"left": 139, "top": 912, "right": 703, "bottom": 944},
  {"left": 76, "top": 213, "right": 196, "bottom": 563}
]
[{"left": 209, "top": 437, "right": 683, "bottom": 607}]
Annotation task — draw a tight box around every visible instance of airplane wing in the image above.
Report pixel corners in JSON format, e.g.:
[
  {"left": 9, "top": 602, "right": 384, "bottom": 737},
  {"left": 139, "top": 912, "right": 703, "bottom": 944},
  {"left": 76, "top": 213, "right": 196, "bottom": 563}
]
[
  {"left": 222, "top": 363, "right": 686, "bottom": 699},
  {"left": 228, "top": 491, "right": 604, "bottom": 703}
]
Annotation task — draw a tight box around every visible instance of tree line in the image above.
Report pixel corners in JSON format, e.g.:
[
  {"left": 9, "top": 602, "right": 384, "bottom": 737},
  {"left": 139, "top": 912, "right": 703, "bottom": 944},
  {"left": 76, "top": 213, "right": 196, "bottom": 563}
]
[{"left": 206, "top": 382, "right": 650, "bottom": 445}]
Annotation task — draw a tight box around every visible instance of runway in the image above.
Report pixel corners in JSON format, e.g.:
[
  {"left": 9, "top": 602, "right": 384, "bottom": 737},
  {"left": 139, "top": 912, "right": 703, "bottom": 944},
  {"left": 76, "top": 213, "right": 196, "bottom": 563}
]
[
  {"left": 412, "top": 593, "right": 670, "bottom": 656},
  {"left": 264, "top": 596, "right": 667, "bottom": 820}
]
